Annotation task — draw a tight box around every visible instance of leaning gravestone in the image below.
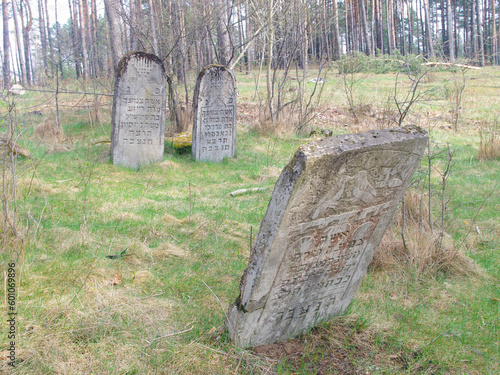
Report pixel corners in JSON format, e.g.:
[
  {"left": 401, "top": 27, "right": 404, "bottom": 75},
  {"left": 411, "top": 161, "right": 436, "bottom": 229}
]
[
  {"left": 111, "top": 52, "right": 167, "bottom": 169},
  {"left": 192, "top": 65, "right": 237, "bottom": 162},
  {"left": 226, "top": 126, "right": 429, "bottom": 348}
]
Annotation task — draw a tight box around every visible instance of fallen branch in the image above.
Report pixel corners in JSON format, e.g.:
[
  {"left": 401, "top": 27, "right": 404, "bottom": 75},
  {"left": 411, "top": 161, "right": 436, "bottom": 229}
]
[
  {"left": 230, "top": 187, "right": 268, "bottom": 197},
  {"left": 144, "top": 325, "right": 194, "bottom": 347},
  {"left": 422, "top": 62, "right": 481, "bottom": 70},
  {"left": 0, "top": 134, "right": 31, "bottom": 158}
]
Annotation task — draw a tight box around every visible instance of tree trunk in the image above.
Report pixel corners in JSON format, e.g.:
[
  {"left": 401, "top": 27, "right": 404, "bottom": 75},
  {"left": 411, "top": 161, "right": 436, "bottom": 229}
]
[
  {"left": 216, "top": 0, "right": 232, "bottom": 66},
  {"left": 11, "top": 0, "right": 26, "bottom": 85},
  {"left": 147, "top": 0, "right": 158, "bottom": 53},
  {"left": 54, "top": 0, "right": 64, "bottom": 78},
  {"left": 476, "top": 0, "right": 485, "bottom": 65},
  {"left": 332, "top": 0, "right": 341, "bottom": 59},
  {"left": 493, "top": 0, "right": 498, "bottom": 64},
  {"left": 44, "top": 0, "right": 54, "bottom": 76},
  {"left": 2, "top": 0, "right": 10, "bottom": 88},
  {"left": 266, "top": 0, "right": 274, "bottom": 121},
  {"left": 424, "top": 0, "right": 434, "bottom": 57},
  {"left": 374, "top": 0, "right": 383, "bottom": 53},
  {"left": 359, "top": 0, "right": 372, "bottom": 55},
  {"left": 447, "top": 0, "right": 455, "bottom": 60},
  {"left": 91, "top": 0, "right": 103, "bottom": 75},
  {"left": 38, "top": 0, "right": 48, "bottom": 76},
  {"left": 20, "top": 0, "right": 32, "bottom": 85},
  {"left": 244, "top": 0, "right": 253, "bottom": 73},
  {"left": 79, "top": 0, "right": 91, "bottom": 77},
  {"left": 69, "top": 0, "right": 81, "bottom": 79},
  {"left": 171, "top": 0, "right": 186, "bottom": 83},
  {"left": 104, "top": 0, "right": 124, "bottom": 72},
  {"left": 408, "top": 0, "right": 414, "bottom": 54},
  {"left": 386, "top": 0, "right": 395, "bottom": 53}
]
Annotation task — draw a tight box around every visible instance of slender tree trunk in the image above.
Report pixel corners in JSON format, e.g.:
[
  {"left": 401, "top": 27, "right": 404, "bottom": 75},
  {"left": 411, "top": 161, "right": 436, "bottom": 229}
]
[
  {"left": 493, "top": 0, "right": 498, "bottom": 64},
  {"left": 38, "top": 0, "right": 48, "bottom": 76},
  {"left": 236, "top": 0, "right": 244, "bottom": 71},
  {"left": 266, "top": 0, "right": 274, "bottom": 121},
  {"left": 476, "top": 0, "right": 485, "bottom": 65},
  {"left": 332, "top": 0, "right": 341, "bottom": 59},
  {"left": 130, "top": 0, "right": 137, "bottom": 50},
  {"left": 147, "top": 0, "right": 158, "bottom": 53},
  {"left": 104, "top": 0, "right": 124, "bottom": 71},
  {"left": 54, "top": 0, "right": 64, "bottom": 78},
  {"left": 386, "top": 0, "right": 395, "bottom": 53},
  {"left": 91, "top": 0, "right": 102, "bottom": 75},
  {"left": 424, "top": 0, "right": 434, "bottom": 57},
  {"left": 79, "top": 0, "right": 91, "bottom": 77},
  {"left": 440, "top": 0, "right": 447, "bottom": 55},
  {"left": 2, "top": 0, "right": 10, "bottom": 88},
  {"left": 359, "top": 0, "right": 372, "bottom": 55},
  {"left": 345, "top": 0, "right": 351, "bottom": 54},
  {"left": 244, "top": 0, "right": 253, "bottom": 73},
  {"left": 300, "top": 0, "right": 308, "bottom": 74},
  {"left": 11, "top": 0, "right": 26, "bottom": 85},
  {"left": 408, "top": 0, "right": 414, "bottom": 54},
  {"left": 20, "top": 0, "right": 32, "bottom": 85},
  {"left": 216, "top": 0, "right": 231, "bottom": 66},
  {"left": 44, "top": 0, "right": 54, "bottom": 76},
  {"left": 171, "top": 0, "right": 186, "bottom": 83},
  {"left": 447, "top": 0, "right": 455, "bottom": 60},
  {"left": 68, "top": 0, "right": 81, "bottom": 78}
]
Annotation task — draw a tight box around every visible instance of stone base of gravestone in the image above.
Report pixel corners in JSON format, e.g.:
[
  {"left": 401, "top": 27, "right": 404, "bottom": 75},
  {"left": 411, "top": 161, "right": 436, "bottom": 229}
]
[
  {"left": 226, "top": 126, "right": 428, "bottom": 348},
  {"left": 192, "top": 65, "right": 237, "bottom": 162},
  {"left": 111, "top": 52, "right": 167, "bottom": 169}
]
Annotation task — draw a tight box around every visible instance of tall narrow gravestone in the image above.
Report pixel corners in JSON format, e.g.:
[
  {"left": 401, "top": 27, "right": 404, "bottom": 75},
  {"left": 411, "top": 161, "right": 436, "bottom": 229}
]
[
  {"left": 111, "top": 52, "right": 167, "bottom": 169},
  {"left": 226, "top": 126, "right": 429, "bottom": 348},
  {"left": 192, "top": 65, "right": 237, "bottom": 162}
]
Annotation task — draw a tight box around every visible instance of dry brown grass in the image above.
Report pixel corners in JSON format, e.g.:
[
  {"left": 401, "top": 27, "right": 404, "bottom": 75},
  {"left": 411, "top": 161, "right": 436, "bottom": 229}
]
[
  {"left": 478, "top": 120, "right": 500, "bottom": 161},
  {"left": 13, "top": 269, "right": 175, "bottom": 374},
  {"left": 372, "top": 190, "right": 480, "bottom": 277},
  {"left": 33, "top": 118, "right": 64, "bottom": 142}
]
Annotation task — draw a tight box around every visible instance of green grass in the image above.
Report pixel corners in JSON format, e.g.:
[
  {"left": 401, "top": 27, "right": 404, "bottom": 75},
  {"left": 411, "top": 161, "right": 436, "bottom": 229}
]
[{"left": 0, "top": 65, "right": 499, "bottom": 374}]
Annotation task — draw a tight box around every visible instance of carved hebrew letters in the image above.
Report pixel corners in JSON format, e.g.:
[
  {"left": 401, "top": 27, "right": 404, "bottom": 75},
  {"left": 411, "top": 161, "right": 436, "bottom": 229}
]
[
  {"left": 226, "top": 127, "right": 429, "bottom": 348},
  {"left": 192, "top": 65, "right": 237, "bottom": 162},
  {"left": 111, "top": 52, "right": 167, "bottom": 169}
]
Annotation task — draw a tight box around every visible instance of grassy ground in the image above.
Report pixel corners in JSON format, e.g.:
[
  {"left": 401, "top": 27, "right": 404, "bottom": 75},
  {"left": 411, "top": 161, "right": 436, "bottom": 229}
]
[{"left": 0, "top": 64, "right": 499, "bottom": 374}]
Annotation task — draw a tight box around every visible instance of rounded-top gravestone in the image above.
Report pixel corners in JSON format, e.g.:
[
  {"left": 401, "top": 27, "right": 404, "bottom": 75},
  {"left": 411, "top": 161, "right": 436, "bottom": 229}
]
[
  {"left": 111, "top": 52, "right": 167, "bottom": 169},
  {"left": 192, "top": 65, "right": 237, "bottom": 162}
]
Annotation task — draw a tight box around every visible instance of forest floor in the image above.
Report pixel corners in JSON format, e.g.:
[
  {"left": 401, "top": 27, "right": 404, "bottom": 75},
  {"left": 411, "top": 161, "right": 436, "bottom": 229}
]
[{"left": 0, "top": 64, "right": 499, "bottom": 374}]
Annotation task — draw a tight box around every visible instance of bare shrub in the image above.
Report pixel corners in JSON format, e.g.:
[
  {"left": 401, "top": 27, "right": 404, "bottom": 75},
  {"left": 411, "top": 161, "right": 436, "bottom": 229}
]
[{"left": 251, "top": 102, "right": 299, "bottom": 136}]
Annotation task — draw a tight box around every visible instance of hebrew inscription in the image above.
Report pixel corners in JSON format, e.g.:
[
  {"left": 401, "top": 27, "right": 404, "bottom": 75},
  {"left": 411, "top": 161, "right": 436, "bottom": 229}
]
[
  {"left": 192, "top": 65, "right": 237, "bottom": 162},
  {"left": 111, "top": 52, "right": 167, "bottom": 169},
  {"left": 226, "top": 126, "right": 429, "bottom": 348}
]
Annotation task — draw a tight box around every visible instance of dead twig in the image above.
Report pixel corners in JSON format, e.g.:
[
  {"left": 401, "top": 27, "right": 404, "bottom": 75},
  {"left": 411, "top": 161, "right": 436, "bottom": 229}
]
[
  {"left": 230, "top": 187, "right": 268, "bottom": 197},
  {"left": 144, "top": 325, "right": 194, "bottom": 347},
  {"left": 202, "top": 280, "right": 228, "bottom": 321}
]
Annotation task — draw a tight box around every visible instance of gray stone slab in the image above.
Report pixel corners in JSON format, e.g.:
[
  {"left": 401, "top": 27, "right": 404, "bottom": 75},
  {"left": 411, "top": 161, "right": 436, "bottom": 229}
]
[
  {"left": 192, "top": 65, "right": 237, "bottom": 162},
  {"left": 111, "top": 52, "right": 167, "bottom": 169},
  {"left": 226, "top": 126, "right": 429, "bottom": 348}
]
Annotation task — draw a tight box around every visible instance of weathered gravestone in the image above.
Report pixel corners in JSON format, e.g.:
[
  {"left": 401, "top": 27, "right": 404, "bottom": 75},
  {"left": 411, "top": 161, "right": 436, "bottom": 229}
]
[
  {"left": 226, "top": 126, "right": 429, "bottom": 348},
  {"left": 111, "top": 52, "right": 167, "bottom": 169},
  {"left": 192, "top": 65, "right": 237, "bottom": 162}
]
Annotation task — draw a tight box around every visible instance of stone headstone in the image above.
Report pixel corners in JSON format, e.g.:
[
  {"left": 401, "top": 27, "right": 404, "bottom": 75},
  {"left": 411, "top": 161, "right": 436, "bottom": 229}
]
[
  {"left": 9, "top": 84, "right": 25, "bottom": 95},
  {"left": 226, "top": 126, "right": 429, "bottom": 348},
  {"left": 192, "top": 65, "right": 237, "bottom": 162},
  {"left": 111, "top": 52, "right": 167, "bottom": 169}
]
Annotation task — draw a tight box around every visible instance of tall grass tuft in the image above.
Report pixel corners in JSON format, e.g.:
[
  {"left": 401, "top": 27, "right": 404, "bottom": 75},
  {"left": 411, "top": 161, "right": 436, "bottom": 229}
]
[
  {"left": 373, "top": 189, "right": 480, "bottom": 277},
  {"left": 478, "top": 118, "right": 500, "bottom": 161}
]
